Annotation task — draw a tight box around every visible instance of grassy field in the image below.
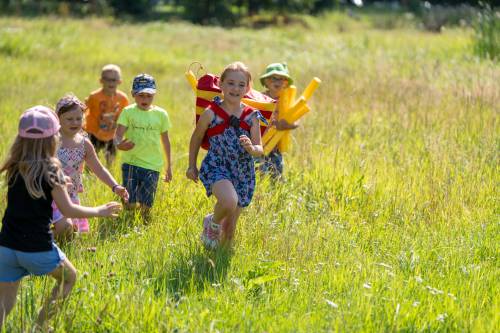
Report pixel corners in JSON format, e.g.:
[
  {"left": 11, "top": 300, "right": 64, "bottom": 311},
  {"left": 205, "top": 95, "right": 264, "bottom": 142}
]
[{"left": 0, "top": 11, "right": 498, "bottom": 332}]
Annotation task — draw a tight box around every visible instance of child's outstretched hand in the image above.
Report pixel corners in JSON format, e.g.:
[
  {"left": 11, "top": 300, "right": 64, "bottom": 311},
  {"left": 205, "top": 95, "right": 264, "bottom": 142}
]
[
  {"left": 116, "top": 139, "right": 135, "bottom": 151},
  {"left": 97, "top": 202, "right": 122, "bottom": 218},
  {"left": 113, "top": 185, "right": 129, "bottom": 203},
  {"left": 186, "top": 166, "right": 199, "bottom": 183},
  {"left": 239, "top": 135, "right": 254, "bottom": 153}
]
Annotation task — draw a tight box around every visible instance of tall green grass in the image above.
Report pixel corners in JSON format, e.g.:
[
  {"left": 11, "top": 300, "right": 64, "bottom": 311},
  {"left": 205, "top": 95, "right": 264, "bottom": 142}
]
[
  {"left": 0, "top": 13, "right": 498, "bottom": 332},
  {"left": 473, "top": 3, "right": 500, "bottom": 60}
]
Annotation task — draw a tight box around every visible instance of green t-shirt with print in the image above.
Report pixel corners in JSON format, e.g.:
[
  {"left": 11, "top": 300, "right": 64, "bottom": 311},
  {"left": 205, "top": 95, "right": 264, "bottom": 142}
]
[{"left": 117, "top": 104, "right": 172, "bottom": 172}]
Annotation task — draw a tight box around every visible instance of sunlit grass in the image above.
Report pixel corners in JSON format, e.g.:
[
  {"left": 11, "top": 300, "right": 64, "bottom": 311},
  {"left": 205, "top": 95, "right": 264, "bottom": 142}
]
[{"left": 0, "top": 13, "right": 498, "bottom": 332}]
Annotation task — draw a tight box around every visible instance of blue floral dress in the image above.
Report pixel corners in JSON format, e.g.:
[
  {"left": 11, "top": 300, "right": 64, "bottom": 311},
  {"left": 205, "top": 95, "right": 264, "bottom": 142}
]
[{"left": 199, "top": 109, "right": 258, "bottom": 208}]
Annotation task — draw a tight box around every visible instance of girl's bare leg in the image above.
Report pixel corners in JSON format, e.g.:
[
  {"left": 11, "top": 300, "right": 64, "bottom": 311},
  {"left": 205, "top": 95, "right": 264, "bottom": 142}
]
[
  {"left": 222, "top": 206, "right": 242, "bottom": 245},
  {"left": 212, "top": 180, "right": 239, "bottom": 225},
  {"left": 36, "top": 259, "right": 77, "bottom": 328},
  {"left": 52, "top": 218, "right": 74, "bottom": 242},
  {"left": 0, "top": 280, "right": 20, "bottom": 327}
]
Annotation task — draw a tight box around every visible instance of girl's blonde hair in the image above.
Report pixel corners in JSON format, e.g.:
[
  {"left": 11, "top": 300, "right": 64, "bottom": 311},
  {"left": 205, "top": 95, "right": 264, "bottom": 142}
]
[
  {"left": 0, "top": 136, "right": 64, "bottom": 199},
  {"left": 220, "top": 62, "right": 252, "bottom": 85}
]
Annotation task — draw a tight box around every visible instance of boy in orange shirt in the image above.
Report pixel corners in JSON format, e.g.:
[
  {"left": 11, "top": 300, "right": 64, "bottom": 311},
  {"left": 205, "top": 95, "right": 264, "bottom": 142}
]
[{"left": 85, "top": 64, "right": 129, "bottom": 165}]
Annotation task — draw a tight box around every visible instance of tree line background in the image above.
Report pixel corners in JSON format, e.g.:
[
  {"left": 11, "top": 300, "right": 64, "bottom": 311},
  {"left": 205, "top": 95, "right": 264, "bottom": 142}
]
[
  {"left": 0, "top": 0, "right": 498, "bottom": 59},
  {"left": 0, "top": 1, "right": 497, "bottom": 23}
]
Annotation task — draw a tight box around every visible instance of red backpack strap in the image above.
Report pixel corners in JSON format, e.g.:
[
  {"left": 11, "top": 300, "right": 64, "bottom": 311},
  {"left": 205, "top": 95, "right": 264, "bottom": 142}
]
[
  {"left": 206, "top": 102, "right": 230, "bottom": 138},
  {"left": 238, "top": 106, "right": 255, "bottom": 132}
]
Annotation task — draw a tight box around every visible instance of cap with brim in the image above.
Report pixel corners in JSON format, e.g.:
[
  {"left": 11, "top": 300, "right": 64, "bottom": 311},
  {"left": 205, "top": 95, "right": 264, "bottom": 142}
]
[
  {"left": 259, "top": 63, "right": 293, "bottom": 87},
  {"left": 132, "top": 74, "right": 157, "bottom": 95},
  {"left": 19, "top": 105, "right": 60, "bottom": 139},
  {"left": 134, "top": 88, "right": 156, "bottom": 94}
]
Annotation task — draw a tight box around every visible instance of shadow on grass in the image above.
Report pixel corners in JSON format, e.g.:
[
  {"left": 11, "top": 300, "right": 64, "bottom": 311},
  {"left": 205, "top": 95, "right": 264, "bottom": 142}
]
[
  {"left": 153, "top": 245, "right": 233, "bottom": 296},
  {"left": 94, "top": 209, "right": 145, "bottom": 241}
]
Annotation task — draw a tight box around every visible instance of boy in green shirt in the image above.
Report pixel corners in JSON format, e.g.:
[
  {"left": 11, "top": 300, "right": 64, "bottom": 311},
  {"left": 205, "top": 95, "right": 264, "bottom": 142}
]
[{"left": 114, "top": 74, "right": 172, "bottom": 220}]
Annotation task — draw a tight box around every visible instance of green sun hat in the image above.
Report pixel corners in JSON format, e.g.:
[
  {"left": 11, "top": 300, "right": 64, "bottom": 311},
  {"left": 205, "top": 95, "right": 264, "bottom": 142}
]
[{"left": 259, "top": 63, "right": 294, "bottom": 87}]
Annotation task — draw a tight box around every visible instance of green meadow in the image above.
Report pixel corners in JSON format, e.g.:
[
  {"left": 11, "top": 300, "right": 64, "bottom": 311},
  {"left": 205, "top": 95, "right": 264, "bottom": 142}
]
[{"left": 0, "top": 12, "right": 498, "bottom": 332}]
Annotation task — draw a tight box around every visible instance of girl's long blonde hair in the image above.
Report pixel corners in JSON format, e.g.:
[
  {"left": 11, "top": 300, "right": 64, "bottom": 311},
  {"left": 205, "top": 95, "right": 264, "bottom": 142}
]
[{"left": 0, "top": 135, "right": 64, "bottom": 199}]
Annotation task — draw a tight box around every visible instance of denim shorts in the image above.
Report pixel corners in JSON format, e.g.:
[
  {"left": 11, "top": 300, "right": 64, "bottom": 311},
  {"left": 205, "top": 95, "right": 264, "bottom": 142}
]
[
  {"left": 122, "top": 163, "right": 160, "bottom": 207},
  {"left": 0, "top": 244, "right": 66, "bottom": 282}
]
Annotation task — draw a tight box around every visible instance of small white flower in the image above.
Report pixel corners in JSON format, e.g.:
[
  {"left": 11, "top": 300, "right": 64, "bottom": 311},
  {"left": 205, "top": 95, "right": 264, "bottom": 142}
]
[
  {"left": 437, "top": 313, "right": 448, "bottom": 322},
  {"left": 426, "top": 285, "right": 443, "bottom": 295},
  {"left": 412, "top": 301, "right": 420, "bottom": 307},
  {"left": 415, "top": 276, "right": 423, "bottom": 283},
  {"left": 325, "top": 299, "right": 339, "bottom": 309},
  {"left": 363, "top": 283, "right": 372, "bottom": 289}
]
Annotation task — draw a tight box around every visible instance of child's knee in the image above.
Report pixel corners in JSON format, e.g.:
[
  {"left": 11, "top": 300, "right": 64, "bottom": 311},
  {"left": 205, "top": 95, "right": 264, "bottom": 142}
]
[
  {"left": 65, "top": 268, "right": 77, "bottom": 287},
  {"left": 219, "top": 196, "right": 238, "bottom": 213},
  {"left": 59, "top": 262, "right": 77, "bottom": 286}
]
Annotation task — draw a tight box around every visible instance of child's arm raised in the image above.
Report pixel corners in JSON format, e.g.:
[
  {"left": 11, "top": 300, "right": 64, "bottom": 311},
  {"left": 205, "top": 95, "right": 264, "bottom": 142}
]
[
  {"left": 240, "top": 116, "right": 263, "bottom": 157},
  {"left": 83, "top": 139, "right": 129, "bottom": 202},
  {"left": 114, "top": 124, "right": 135, "bottom": 151},
  {"left": 161, "top": 131, "right": 172, "bottom": 182},
  {"left": 51, "top": 184, "right": 121, "bottom": 218},
  {"left": 186, "top": 109, "right": 212, "bottom": 182}
]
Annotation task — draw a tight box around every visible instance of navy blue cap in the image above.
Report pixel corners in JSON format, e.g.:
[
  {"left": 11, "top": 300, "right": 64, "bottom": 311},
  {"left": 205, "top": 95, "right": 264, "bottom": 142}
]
[{"left": 132, "top": 73, "right": 156, "bottom": 95}]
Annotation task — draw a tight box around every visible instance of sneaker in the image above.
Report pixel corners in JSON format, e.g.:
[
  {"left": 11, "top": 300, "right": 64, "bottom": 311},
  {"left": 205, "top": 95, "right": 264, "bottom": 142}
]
[
  {"left": 201, "top": 214, "right": 220, "bottom": 250},
  {"left": 201, "top": 213, "right": 213, "bottom": 240}
]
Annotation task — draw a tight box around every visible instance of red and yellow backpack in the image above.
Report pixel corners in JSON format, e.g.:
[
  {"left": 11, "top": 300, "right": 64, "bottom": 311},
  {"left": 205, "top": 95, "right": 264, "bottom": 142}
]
[{"left": 187, "top": 71, "right": 276, "bottom": 150}]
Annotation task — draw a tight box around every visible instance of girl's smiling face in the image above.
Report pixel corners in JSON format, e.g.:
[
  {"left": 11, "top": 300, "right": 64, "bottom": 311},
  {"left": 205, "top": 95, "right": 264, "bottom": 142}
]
[
  {"left": 59, "top": 108, "right": 84, "bottom": 136},
  {"left": 220, "top": 70, "right": 250, "bottom": 104}
]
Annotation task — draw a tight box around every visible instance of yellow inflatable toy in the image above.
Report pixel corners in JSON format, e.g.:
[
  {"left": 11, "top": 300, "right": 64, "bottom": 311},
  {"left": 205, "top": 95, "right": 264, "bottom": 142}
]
[{"left": 261, "top": 77, "right": 321, "bottom": 155}]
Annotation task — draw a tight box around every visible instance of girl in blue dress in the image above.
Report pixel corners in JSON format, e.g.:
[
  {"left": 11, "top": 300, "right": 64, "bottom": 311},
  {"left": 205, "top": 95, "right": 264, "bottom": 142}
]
[{"left": 187, "top": 62, "right": 264, "bottom": 249}]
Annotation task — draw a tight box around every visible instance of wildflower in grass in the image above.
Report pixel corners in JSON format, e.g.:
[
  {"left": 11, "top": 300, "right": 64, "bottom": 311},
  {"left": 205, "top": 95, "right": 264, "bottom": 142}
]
[
  {"left": 426, "top": 285, "right": 444, "bottom": 295},
  {"left": 437, "top": 313, "right": 448, "bottom": 323},
  {"left": 363, "top": 282, "right": 372, "bottom": 289},
  {"left": 325, "top": 299, "right": 339, "bottom": 309}
]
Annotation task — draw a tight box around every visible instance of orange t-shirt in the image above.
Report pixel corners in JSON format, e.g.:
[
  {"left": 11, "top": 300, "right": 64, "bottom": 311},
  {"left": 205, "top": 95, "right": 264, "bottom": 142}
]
[{"left": 84, "top": 89, "right": 129, "bottom": 142}]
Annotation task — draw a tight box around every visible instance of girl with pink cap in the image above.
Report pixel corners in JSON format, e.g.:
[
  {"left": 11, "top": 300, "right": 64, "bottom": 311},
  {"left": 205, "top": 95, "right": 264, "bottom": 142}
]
[{"left": 0, "top": 105, "right": 121, "bottom": 330}]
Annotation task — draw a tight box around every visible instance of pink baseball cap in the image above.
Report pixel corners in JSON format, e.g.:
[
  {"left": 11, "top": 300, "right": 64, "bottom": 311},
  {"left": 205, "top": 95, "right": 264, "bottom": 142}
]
[{"left": 18, "top": 105, "right": 60, "bottom": 139}]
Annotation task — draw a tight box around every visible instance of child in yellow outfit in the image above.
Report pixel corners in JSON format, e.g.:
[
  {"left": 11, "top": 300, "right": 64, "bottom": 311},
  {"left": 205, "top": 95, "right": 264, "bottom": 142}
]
[
  {"left": 259, "top": 63, "right": 299, "bottom": 179},
  {"left": 84, "top": 64, "right": 129, "bottom": 165}
]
